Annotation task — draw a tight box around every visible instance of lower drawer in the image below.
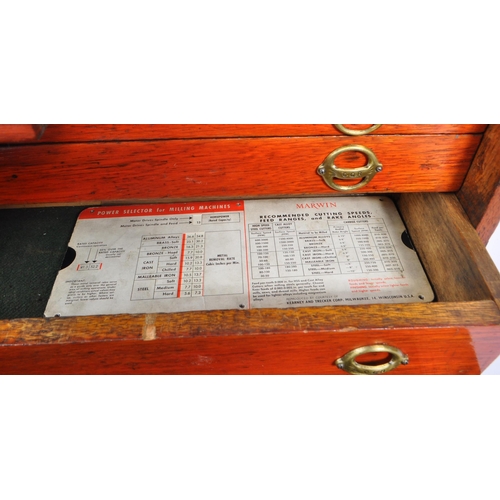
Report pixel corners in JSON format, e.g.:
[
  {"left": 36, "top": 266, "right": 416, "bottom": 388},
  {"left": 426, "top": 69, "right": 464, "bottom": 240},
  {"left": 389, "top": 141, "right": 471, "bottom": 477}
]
[
  {"left": 0, "top": 313, "right": 488, "bottom": 375},
  {"left": 1, "top": 193, "right": 500, "bottom": 374}
]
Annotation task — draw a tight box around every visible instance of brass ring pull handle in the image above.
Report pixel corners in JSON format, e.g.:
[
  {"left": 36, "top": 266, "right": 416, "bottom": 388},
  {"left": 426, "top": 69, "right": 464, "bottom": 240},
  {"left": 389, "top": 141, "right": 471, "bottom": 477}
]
[
  {"left": 317, "top": 144, "right": 383, "bottom": 192},
  {"left": 334, "top": 124, "right": 382, "bottom": 136},
  {"left": 335, "top": 344, "right": 409, "bottom": 375}
]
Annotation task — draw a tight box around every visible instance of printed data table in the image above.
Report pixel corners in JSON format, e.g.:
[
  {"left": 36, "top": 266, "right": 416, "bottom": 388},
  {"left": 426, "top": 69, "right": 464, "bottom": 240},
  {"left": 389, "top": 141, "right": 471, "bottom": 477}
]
[{"left": 45, "top": 197, "right": 434, "bottom": 317}]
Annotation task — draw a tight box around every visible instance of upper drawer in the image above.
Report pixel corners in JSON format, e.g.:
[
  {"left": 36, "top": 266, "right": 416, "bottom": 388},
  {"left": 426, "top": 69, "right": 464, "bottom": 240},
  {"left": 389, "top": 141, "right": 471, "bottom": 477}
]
[
  {"left": 0, "top": 134, "right": 482, "bottom": 205},
  {"left": 9, "top": 124, "right": 487, "bottom": 143}
]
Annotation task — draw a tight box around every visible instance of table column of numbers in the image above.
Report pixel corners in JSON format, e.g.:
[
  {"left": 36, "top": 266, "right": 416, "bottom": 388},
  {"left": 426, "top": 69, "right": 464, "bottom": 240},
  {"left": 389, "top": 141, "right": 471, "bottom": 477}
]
[
  {"left": 274, "top": 222, "right": 303, "bottom": 277},
  {"left": 179, "top": 232, "right": 205, "bottom": 297},
  {"left": 329, "top": 219, "right": 402, "bottom": 274},
  {"left": 249, "top": 223, "right": 279, "bottom": 279},
  {"left": 350, "top": 224, "right": 384, "bottom": 273},
  {"left": 369, "top": 222, "right": 403, "bottom": 272},
  {"left": 329, "top": 224, "right": 362, "bottom": 273}
]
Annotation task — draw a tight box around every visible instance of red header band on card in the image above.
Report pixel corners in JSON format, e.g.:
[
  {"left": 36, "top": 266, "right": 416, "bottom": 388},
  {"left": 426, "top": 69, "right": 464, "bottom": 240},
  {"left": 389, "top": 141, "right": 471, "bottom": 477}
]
[{"left": 79, "top": 201, "right": 245, "bottom": 219}]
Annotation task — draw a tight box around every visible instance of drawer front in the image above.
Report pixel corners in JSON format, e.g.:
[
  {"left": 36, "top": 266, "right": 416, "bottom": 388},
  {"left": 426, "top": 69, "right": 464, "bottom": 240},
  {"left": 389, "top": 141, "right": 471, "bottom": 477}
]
[
  {"left": 0, "top": 134, "right": 482, "bottom": 205},
  {"left": 1, "top": 301, "right": 495, "bottom": 374},
  {"left": 0, "top": 327, "right": 481, "bottom": 375},
  {"left": 23, "top": 124, "right": 486, "bottom": 142}
]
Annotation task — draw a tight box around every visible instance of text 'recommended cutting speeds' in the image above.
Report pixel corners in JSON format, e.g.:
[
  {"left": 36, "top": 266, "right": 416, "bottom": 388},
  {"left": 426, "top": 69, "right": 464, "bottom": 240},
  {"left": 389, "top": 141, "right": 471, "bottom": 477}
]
[{"left": 44, "top": 196, "right": 434, "bottom": 317}]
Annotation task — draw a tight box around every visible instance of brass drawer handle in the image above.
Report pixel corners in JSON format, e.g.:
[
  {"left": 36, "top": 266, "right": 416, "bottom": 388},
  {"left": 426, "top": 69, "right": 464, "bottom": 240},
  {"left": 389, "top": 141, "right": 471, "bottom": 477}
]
[
  {"left": 334, "top": 124, "right": 382, "bottom": 136},
  {"left": 317, "top": 144, "right": 382, "bottom": 192},
  {"left": 335, "top": 344, "right": 409, "bottom": 375}
]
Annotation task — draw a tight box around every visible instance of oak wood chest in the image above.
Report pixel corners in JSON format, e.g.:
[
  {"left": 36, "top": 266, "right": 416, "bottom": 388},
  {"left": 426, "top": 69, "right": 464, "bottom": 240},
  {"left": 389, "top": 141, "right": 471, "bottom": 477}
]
[{"left": 1, "top": 124, "right": 499, "bottom": 374}]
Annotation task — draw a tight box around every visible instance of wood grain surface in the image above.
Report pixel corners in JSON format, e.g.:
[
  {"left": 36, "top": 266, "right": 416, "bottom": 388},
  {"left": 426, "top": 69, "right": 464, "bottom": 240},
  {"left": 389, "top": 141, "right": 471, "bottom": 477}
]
[
  {"left": 0, "top": 301, "right": 497, "bottom": 374},
  {"left": 397, "top": 192, "right": 500, "bottom": 369},
  {"left": 28, "top": 124, "right": 487, "bottom": 143},
  {"left": 0, "top": 327, "right": 481, "bottom": 375},
  {"left": 398, "top": 193, "right": 500, "bottom": 303},
  {"left": 0, "top": 125, "right": 46, "bottom": 143},
  {"left": 2, "top": 301, "right": 498, "bottom": 345},
  {"left": 2, "top": 125, "right": 500, "bottom": 374},
  {"left": 1, "top": 193, "right": 500, "bottom": 373},
  {"left": 0, "top": 135, "right": 482, "bottom": 205},
  {"left": 457, "top": 125, "right": 500, "bottom": 244}
]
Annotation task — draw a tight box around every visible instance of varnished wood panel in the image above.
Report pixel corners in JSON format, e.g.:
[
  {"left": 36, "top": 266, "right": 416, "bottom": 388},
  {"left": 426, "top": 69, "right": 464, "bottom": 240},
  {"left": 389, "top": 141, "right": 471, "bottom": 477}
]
[
  {"left": 0, "top": 301, "right": 496, "bottom": 374},
  {"left": 457, "top": 124, "right": 500, "bottom": 245},
  {"left": 32, "top": 125, "right": 487, "bottom": 143},
  {"left": 2, "top": 302, "right": 499, "bottom": 345},
  {"left": 0, "top": 327, "right": 480, "bottom": 375},
  {"left": 469, "top": 325, "right": 500, "bottom": 372},
  {"left": 0, "top": 125, "right": 46, "bottom": 143},
  {"left": 398, "top": 193, "right": 500, "bottom": 305},
  {"left": 0, "top": 135, "right": 482, "bottom": 205}
]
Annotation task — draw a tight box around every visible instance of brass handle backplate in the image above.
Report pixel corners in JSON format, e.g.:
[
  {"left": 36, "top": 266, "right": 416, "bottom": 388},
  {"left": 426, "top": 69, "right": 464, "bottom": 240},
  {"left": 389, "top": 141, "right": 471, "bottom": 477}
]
[
  {"left": 334, "top": 124, "right": 382, "bottom": 136},
  {"left": 335, "top": 344, "right": 409, "bottom": 375},
  {"left": 317, "top": 144, "right": 382, "bottom": 192}
]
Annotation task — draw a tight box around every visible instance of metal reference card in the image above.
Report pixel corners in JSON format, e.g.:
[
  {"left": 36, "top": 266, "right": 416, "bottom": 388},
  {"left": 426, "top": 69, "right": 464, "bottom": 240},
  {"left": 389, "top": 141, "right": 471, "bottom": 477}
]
[{"left": 44, "top": 197, "right": 434, "bottom": 317}]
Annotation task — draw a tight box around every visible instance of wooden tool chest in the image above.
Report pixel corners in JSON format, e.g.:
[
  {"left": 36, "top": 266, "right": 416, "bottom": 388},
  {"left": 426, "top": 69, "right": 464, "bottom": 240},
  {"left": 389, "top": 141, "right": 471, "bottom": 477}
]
[{"left": 1, "top": 124, "right": 500, "bottom": 374}]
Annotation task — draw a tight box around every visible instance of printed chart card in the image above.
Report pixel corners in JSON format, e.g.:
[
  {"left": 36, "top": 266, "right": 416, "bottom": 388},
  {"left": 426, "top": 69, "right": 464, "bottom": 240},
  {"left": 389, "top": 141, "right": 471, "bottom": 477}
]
[{"left": 44, "top": 197, "right": 434, "bottom": 317}]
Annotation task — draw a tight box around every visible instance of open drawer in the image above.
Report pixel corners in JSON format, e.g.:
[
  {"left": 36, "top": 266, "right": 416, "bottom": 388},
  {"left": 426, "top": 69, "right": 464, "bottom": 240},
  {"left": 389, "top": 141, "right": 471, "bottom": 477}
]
[{"left": 1, "top": 125, "right": 500, "bottom": 374}]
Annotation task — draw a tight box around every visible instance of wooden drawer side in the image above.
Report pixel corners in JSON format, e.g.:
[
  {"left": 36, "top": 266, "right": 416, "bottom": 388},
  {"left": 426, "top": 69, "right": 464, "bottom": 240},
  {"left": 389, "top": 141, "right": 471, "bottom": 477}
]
[{"left": 397, "top": 193, "right": 500, "bottom": 305}]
